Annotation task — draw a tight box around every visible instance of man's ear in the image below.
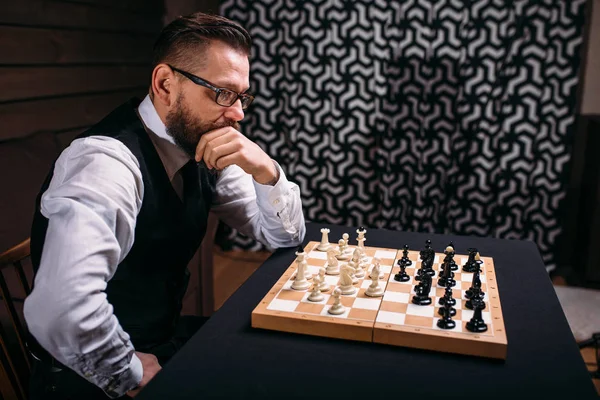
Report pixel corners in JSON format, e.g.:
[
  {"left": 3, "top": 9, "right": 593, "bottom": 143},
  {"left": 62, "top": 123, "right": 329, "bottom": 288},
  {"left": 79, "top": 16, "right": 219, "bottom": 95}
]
[{"left": 151, "top": 64, "right": 176, "bottom": 107}]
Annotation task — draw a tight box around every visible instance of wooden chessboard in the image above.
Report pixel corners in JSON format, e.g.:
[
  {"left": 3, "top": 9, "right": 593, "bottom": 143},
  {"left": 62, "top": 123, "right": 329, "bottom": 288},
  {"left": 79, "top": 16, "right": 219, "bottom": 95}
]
[{"left": 251, "top": 241, "right": 508, "bottom": 359}]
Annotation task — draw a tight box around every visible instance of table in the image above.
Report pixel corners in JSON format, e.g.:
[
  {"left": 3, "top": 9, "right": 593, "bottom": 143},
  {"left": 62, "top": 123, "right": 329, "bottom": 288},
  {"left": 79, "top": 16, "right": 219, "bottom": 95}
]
[{"left": 138, "top": 222, "right": 598, "bottom": 399}]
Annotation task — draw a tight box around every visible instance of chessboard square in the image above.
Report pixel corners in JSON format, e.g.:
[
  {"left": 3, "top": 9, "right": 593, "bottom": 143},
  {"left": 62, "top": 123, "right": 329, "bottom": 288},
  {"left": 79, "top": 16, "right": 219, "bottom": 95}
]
[
  {"left": 405, "top": 315, "right": 433, "bottom": 328},
  {"left": 374, "top": 250, "right": 398, "bottom": 260},
  {"left": 267, "top": 299, "right": 300, "bottom": 312},
  {"left": 454, "top": 272, "right": 461, "bottom": 281},
  {"left": 307, "top": 265, "right": 322, "bottom": 276},
  {"left": 380, "top": 301, "right": 408, "bottom": 314},
  {"left": 324, "top": 275, "right": 340, "bottom": 285},
  {"left": 386, "top": 281, "right": 412, "bottom": 292},
  {"left": 377, "top": 310, "right": 406, "bottom": 325},
  {"left": 379, "top": 265, "right": 393, "bottom": 274},
  {"left": 295, "top": 302, "right": 326, "bottom": 315},
  {"left": 348, "top": 308, "right": 378, "bottom": 321},
  {"left": 308, "top": 251, "right": 328, "bottom": 260},
  {"left": 406, "top": 303, "right": 435, "bottom": 317},
  {"left": 360, "top": 279, "right": 373, "bottom": 289},
  {"left": 277, "top": 289, "right": 306, "bottom": 301},
  {"left": 308, "top": 259, "right": 327, "bottom": 267},
  {"left": 352, "top": 297, "right": 382, "bottom": 311},
  {"left": 383, "top": 291, "right": 410, "bottom": 304}
]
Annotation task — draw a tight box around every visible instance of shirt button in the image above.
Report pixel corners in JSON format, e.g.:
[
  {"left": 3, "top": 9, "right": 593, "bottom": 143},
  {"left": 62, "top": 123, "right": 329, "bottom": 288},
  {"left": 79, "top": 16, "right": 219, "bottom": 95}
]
[{"left": 273, "top": 199, "right": 280, "bottom": 205}]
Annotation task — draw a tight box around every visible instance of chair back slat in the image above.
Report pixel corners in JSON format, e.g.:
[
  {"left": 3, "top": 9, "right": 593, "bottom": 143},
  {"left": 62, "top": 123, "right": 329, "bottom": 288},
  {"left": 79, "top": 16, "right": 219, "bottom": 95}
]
[
  {"left": 0, "top": 330, "right": 25, "bottom": 400},
  {"left": 13, "top": 262, "right": 30, "bottom": 297},
  {"left": 0, "top": 239, "right": 33, "bottom": 400},
  {"left": 0, "top": 274, "right": 30, "bottom": 371}
]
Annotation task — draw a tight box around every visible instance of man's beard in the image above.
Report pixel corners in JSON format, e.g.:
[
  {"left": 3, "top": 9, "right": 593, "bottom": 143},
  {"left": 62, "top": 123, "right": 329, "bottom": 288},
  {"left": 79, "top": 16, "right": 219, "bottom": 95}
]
[{"left": 165, "top": 94, "right": 240, "bottom": 159}]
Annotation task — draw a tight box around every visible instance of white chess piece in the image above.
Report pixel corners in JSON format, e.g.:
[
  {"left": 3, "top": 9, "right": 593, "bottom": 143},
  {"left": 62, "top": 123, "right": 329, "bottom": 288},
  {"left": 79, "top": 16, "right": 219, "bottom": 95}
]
[
  {"left": 336, "top": 237, "right": 351, "bottom": 261},
  {"left": 325, "top": 248, "right": 340, "bottom": 275},
  {"left": 338, "top": 265, "right": 357, "bottom": 295},
  {"left": 296, "top": 250, "right": 312, "bottom": 280},
  {"left": 317, "top": 228, "right": 331, "bottom": 251},
  {"left": 356, "top": 226, "right": 366, "bottom": 250},
  {"left": 369, "top": 257, "right": 384, "bottom": 279},
  {"left": 365, "top": 263, "right": 384, "bottom": 297},
  {"left": 291, "top": 251, "right": 311, "bottom": 290},
  {"left": 350, "top": 248, "right": 365, "bottom": 278},
  {"left": 317, "top": 268, "right": 330, "bottom": 291},
  {"left": 328, "top": 288, "right": 345, "bottom": 315},
  {"left": 308, "top": 276, "right": 325, "bottom": 302}
]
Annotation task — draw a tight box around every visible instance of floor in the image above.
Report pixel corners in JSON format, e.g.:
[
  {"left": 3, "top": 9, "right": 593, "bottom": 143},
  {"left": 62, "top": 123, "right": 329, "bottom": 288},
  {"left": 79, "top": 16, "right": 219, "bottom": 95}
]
[{"left": 210, "top": 247, "right": 600, "bottom": 395}]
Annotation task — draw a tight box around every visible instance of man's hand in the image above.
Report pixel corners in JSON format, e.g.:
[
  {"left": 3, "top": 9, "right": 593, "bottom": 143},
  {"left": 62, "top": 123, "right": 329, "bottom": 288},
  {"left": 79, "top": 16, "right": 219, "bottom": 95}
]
[
  {"left": 126, "top": 352, "right": 161, "bottom": 398},
  {"left": 195, "top": 126, "right": 278, "bottom": 185}
]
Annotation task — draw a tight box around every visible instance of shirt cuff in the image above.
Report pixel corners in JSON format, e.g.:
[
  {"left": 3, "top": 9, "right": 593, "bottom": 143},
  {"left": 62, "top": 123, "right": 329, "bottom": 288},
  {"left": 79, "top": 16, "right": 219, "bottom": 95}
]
[
  {"left": 253, "top": 160, "right": 287, "bottom": 213},
  {"left": 104, "top": 352, "right": 143, "bottom": 398}
]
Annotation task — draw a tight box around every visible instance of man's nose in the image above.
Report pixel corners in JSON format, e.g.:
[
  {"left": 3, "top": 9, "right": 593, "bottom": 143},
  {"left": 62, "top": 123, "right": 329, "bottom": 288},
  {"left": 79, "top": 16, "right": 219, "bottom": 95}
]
[{"left": 224, "top": 99, "right": 245, "bottom": 122}]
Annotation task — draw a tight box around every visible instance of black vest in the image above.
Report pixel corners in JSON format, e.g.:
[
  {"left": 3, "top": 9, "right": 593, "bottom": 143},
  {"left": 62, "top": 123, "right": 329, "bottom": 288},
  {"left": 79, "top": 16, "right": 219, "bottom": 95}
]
[{"left": 30, "top": 98, "right": 216, "bottom": 349}]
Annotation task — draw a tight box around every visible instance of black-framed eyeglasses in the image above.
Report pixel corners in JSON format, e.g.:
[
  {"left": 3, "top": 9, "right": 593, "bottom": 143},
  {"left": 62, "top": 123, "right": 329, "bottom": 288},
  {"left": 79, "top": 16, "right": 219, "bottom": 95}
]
[{"left": 168, "top": 64, "right": 254, "bottom": 110}]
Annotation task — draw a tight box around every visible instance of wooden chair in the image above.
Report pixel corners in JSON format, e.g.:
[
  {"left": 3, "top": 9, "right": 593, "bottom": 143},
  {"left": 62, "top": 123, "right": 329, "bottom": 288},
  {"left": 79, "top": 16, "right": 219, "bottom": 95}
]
[{"left": 0, "top": 238, "right": 32, "bottom": 400}]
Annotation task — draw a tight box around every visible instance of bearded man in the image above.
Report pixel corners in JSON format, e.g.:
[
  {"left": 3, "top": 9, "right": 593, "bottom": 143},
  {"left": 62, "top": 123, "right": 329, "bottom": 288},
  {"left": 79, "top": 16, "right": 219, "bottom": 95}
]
[{"left": 23, "top": 12, "right": 305, "bottom": 399}]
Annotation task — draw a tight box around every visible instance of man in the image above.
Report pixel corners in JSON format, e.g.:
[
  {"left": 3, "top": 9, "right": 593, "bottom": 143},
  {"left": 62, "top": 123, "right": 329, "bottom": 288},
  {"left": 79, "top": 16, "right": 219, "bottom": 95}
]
[{"left": 23, "top": 12, "right": 305, "bottom": 399}]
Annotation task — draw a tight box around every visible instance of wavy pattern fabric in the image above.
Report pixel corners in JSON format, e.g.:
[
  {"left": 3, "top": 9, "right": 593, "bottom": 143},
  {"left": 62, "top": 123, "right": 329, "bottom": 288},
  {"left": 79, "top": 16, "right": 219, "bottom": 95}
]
[{"left": 218, "top": 0, "right": 587, "bottom": 271}]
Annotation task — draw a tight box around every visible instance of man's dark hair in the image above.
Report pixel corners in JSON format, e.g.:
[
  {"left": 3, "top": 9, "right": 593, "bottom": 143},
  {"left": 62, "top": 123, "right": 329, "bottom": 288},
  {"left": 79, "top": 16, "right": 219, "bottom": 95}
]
[{"left": 152, "top": 12, "right": 252, "bottom": 72}]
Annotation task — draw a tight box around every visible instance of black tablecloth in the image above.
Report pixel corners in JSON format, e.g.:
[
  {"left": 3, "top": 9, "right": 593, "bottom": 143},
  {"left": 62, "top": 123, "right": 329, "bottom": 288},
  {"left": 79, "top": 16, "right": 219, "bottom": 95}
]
[{"left": 138, "top": 222, "right": 598, "bottom": 399}]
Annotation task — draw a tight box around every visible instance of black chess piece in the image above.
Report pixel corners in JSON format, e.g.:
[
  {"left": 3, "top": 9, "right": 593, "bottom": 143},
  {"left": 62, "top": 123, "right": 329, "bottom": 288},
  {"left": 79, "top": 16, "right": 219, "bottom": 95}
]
[
  {"left": 462, "top": 248, "right": 478, "bottom": 272},
  {"left": 466, "top": 298, "right": 488, "bottom": 333},
  {"left": 394, "top": 259, "right": 410, "bottom": 282},
  {"left": 465, "top": 269, "right": 482, "bottom": 299},
  {"left": 401, "top": 244, "right": 412, "bottom": 265},
  {"left": 412, "top": 274, "right": 432, "bottom": 305},
  {"left": 437, "top": 256, "right": 456, "bottom": 288},
  {"left": 438, "top": 285, "right": 457, "bottom": 306},
  {"left": 437, "top": 301, "right": 456, "bottom": 329}
]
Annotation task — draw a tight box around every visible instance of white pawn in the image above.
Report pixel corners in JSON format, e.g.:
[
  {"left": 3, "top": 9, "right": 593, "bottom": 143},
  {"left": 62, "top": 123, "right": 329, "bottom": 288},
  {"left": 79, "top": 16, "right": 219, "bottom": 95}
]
[
  {"left": 365, "top": 263, "right": 384, "bottom": 297},
  {"left": 338, "top": 265, "right": 357, "bottom": 295},
  {"left": 328, "top": 288, "right": 345, "bottom": 315},
  {"left": 350, "top": 248, "right": 365, "bottom": 278},
  {"left": 317, "top": 268, "right": 330, "bottom": 292},
  {"left": 308, "top": 276, "right": 325, "bottom": 302},
  {"left": 291, "top": 250, "right": 311, "bottom": 290},
  {"left": 369, "top": 257, "right": 384, "bottom": 280},
  {"left": 336, "top": 238, "right": 351, "bottom": 261},
  {"left": 325, "top": 248, "right": 340, "bottom": 275},
  {"left": 317, "top": 228, "right": 331, "bottom": 251}
]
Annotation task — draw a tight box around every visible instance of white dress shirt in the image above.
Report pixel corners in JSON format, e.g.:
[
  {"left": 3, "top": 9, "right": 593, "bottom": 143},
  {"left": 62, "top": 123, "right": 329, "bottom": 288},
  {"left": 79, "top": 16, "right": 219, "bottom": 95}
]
[{"left": 23, "top": 95, "right": 306, "bottom": 397}]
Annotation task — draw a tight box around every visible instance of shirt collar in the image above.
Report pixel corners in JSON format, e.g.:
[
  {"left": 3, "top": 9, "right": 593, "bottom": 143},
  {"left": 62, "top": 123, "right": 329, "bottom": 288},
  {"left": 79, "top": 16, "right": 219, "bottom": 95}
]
[{"left": 137, "top": 94, "right": 190, "bottom": 181}]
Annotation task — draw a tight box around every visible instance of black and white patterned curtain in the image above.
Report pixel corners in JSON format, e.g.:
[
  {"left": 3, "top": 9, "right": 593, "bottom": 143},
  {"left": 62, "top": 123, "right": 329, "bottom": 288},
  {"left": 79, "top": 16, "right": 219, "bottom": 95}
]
[{"left": 217, "top": 0, "right": 587, "bottom": 272}]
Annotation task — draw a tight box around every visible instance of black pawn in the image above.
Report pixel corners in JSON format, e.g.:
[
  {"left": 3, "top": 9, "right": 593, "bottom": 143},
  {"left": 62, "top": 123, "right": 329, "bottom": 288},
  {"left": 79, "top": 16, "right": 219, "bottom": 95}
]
[
  {"left": 437, "top": 301, "right": 456, "bottom": 329},
  {"left": 466, "top": 298, "right": 488, "bottom": 333},
  {"left": 394, "top": 259, "right": 410, "bottom": 282},
  {"left": 438, "top": 285, "right": 456, "bottom": 307},
  {"left": 437, "top": 257, "right": 456, "bottom": 288}
]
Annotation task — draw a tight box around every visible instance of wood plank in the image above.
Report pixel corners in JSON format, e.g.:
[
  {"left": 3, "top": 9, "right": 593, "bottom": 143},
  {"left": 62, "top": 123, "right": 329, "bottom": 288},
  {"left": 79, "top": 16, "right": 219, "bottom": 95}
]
[
  {"left": 0, "top": 66, "right": 150, "bottom": 102},
  {"left": 0, "top": 89, "right": 147, "bottom": 141},
  {"left": 1, "top": 1, "right": 162, "bottom": 34},
  {"left": 51, "top": 0, "right": 164, "bottom": 16},
  {"left": 0, "top": 26, "right": 154, "bottom": 65}
]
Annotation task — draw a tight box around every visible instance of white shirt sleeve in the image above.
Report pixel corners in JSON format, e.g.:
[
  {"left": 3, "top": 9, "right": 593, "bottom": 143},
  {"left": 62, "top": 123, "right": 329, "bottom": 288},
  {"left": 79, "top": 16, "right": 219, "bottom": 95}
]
[
  {"left": 211, "top": 161, "right": 306, "bottom": 248},
  {"left": 23, "top": 136, "right": 144, "bottom": 398}
]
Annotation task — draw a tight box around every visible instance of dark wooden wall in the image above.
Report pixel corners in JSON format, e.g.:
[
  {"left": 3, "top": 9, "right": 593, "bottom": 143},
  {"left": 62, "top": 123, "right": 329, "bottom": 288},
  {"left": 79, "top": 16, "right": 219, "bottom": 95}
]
[{"left": 0, "top": 0, "right": 165, "bottom": 253}]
